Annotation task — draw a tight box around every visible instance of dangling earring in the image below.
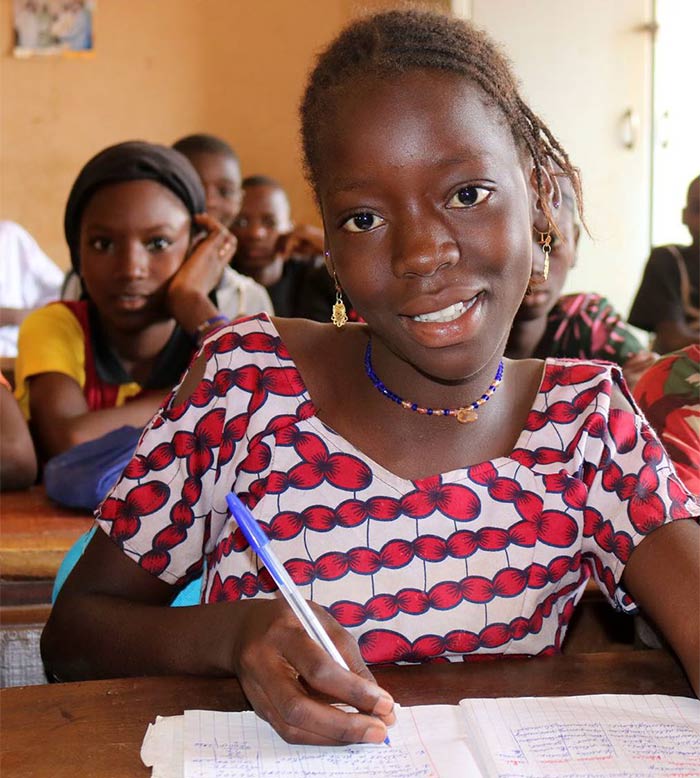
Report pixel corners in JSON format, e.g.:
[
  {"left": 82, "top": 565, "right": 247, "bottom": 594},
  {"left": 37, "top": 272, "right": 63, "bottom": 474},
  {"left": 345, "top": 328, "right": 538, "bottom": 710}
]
[
  {"left": 331, "top": 272, "right": 348, "bottom": 328},
  {"left": 535, "top": 228, "right": 552, "bottom": 282},
  {"left": 326, "top": 250, "right": 348, "bottom": 328}
]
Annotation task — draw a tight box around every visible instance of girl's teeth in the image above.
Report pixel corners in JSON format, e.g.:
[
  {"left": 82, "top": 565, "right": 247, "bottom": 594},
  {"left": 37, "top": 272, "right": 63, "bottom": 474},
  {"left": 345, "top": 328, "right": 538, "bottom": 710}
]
[{"left": 413, "top": 300, "right": 467, "bottom": 323}]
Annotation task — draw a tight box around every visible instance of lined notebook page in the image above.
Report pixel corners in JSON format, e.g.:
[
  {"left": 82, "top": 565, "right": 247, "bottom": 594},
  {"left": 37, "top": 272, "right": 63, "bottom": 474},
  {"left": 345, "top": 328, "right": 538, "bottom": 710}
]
[
  {"left": 182, "top": 704, "right": 479, "bottom": 778},
  {"left": 459, "top": 694, "right": 700, "bottom": 777},
  {"left": 142, "top": 695, "right": 700, "bottom": 777}
]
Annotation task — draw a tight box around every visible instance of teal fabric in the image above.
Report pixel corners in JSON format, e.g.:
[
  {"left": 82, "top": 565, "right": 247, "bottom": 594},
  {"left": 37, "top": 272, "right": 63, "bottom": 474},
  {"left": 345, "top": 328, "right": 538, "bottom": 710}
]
[{"left": 51, "top": 526, "right": 202, "bottom": 607}]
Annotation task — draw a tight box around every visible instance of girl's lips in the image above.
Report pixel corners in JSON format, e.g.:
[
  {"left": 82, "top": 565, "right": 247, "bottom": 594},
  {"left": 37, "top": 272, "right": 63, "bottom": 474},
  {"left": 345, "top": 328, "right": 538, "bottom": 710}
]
[
  {"left": 410, "top": 296, "right": 478, "bottom": 323},
  {"left": 401, "top": 292, "right": 485, "bottom": 348},
  {"left": 114, "top": 294, "right": 148, "bottom": 311}
]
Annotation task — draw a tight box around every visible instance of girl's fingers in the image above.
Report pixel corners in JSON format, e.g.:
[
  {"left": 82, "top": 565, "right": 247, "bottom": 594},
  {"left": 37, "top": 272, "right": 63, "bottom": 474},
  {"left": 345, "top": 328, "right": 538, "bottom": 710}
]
[
  {"left": 193, "top": 222, "right": 236, "bottom": 262},
  {"left": 280, "top": 628, "right": 395, "bottom": 725},
  {"left": 242, "top": 669, "right": 390, "bottom": 746},
  {"left": 232, "top": 600, "right": 392, "bottom": 745},
  {"left": 192, "top": 212, "right": 236, "bottom": 259},
  {"left": 193, "top": 212, "right": 223, "bottom": 231}
]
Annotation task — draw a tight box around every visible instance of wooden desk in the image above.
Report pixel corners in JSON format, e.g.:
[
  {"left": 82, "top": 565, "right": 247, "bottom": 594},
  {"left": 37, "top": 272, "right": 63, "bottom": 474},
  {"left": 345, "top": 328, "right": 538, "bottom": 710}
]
[
  {"left": 0, "top": 487, "right": 93, "bottom": 685},
  {"left": 0, "top": 651, "right": 692, "bottom": 777},
  {"left": 0, "top": 486, "right": 93, "bottom": 581}
]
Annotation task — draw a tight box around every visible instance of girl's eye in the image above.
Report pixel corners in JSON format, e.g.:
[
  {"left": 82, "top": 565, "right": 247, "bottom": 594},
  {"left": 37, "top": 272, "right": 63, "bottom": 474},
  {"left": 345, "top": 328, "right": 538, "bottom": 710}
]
[
  {"left": 89, "top": 237, "right": 112, "bottom": 252},
  {"left": 341, "top": 212, "right": 385, "bottom": 233},
  {"left": 146, "top": 237, "right": 171, "bottom": 252},
  {"left": 447, "top": 186, "right": 490, "bottom": 209}
]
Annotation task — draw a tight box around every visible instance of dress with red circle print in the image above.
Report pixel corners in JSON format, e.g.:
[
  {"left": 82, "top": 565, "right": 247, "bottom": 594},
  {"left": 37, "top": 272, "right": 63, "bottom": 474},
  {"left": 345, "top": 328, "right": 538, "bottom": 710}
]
[{"left": 95, "top": 314, "right": 697, "bottom": 664}]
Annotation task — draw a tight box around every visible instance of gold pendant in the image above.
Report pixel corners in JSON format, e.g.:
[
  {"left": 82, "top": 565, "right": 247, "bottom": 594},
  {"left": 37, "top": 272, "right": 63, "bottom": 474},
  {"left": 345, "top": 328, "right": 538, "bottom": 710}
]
[
  {"left": 456, "top": 408, "right": 477, "bottom": 423},
  {"left": 331, "top": 301, "right": 348, "bottom": 328}
]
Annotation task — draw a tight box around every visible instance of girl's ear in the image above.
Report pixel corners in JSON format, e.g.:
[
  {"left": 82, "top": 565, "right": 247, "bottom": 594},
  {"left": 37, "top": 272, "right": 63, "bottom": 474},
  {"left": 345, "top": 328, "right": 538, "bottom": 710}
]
[
  {"left": 322, "top": 232, "right": 332, "bottom": 275},
  {"left": 528, "top": 165, "right": 560, "bottom": 233}
]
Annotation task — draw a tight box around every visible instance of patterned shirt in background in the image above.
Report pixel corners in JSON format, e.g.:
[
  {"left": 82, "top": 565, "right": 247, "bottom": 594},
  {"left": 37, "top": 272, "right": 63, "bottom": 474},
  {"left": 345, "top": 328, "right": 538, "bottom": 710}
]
[
  {"left": 539, "top": 293, "right": 644, "bottom": 365},
  {"left": 633, "top": 344, "right": 700, "bottom": 497}
]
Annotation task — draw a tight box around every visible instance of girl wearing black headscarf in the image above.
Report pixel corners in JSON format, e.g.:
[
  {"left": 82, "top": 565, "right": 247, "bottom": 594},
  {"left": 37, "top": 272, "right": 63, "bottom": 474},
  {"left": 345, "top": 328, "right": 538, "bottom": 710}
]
[{"left": 15, "top": 141, "right": 235, "bottom": 461}]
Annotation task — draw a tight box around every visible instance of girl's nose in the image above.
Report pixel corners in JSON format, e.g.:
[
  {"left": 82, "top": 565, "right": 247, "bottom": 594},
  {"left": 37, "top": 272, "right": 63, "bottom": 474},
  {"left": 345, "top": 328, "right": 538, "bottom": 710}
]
[
  {"left": 391, "top": 218, "right": 459, "bottom": 278},
  {"left": 118, "top": 242, "right": 149, "bottom": 278}
]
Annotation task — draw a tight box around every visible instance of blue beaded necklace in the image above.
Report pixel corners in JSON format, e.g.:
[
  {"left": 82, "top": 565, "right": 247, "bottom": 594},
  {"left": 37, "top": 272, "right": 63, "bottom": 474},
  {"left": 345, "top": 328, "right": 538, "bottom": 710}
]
[{"left": 364, "top": 340, "right": 504, "bottom": 424}]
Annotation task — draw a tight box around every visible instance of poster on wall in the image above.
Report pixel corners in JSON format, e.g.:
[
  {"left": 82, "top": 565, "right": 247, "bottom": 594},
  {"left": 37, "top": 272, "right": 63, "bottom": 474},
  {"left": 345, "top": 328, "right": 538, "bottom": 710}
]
[{"left": 13, "top": 1, "right": 95, "bottom": 58}]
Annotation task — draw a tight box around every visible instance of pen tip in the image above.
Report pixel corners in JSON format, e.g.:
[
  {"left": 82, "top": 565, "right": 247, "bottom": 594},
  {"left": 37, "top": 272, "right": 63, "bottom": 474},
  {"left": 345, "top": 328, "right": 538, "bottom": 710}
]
[{"left": 384, "top": 736, "right": 391, "bottom": 746}]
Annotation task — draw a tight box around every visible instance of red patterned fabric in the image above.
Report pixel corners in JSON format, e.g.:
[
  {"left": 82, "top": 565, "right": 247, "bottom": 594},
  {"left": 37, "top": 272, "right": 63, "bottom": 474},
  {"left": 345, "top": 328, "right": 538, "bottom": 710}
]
[{"left": 96, "top": 314, "right": 697, "bottom": 664}]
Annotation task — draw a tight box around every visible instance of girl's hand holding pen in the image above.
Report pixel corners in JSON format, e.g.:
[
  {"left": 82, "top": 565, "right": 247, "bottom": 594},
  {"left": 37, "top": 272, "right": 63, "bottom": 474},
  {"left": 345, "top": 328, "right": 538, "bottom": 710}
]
[{"left": 230, "top": 598, "right": 395, "bottom": 746}]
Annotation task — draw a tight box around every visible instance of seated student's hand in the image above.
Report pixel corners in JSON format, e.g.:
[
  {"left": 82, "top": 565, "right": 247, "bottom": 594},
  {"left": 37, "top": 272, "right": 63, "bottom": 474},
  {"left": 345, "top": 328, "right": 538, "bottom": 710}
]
[
  {"left": 230, "top": 598, "right": 395, "bottom": 745},
  {"left": 274, "top": 224, "right": 325, "bottom": 263},
  {"left": 168, "top": 214, "right": 236, "bottom": 311},
  {"left": 622, "top": 350, "right": 659, "bottom": 390}
]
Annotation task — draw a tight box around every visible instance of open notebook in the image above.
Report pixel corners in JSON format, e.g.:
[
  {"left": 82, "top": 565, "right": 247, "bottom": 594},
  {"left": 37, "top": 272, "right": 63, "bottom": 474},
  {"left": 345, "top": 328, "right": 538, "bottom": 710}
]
[{"left": 141, "top": 694, "right": 700, "bottom": 778}]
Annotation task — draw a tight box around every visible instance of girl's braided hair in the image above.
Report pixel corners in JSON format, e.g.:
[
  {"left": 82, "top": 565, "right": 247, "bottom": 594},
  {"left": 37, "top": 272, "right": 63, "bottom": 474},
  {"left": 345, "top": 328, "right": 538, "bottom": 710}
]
[{"left": 300, "top": 8, "right": 582, "bottom": 228}]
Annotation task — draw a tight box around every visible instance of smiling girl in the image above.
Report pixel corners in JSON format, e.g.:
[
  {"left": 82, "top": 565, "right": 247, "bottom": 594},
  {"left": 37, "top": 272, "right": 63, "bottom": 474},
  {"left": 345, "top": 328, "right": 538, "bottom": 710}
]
[
  {"left": 15, "top": 141, "right": 235, "bottom": 460},
  {"left": 42, "top": 11, "right": 699, "bottom": 747}
]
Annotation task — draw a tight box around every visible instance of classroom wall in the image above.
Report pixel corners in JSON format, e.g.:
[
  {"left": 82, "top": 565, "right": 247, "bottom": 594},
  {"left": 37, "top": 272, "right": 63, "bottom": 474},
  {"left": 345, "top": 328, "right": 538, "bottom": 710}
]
[{"left": 0, "top": 0, "right": 428, "bottom": 270}]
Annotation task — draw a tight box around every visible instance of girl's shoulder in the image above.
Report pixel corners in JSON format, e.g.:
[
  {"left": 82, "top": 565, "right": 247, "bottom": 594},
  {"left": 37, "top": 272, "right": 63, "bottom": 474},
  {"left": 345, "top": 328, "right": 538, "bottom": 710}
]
[
  {"left": 19, "top": 299, "right": 86, "bottom": 345},
  {"left": 199, "top": 313, "right": 339, "bottom": 366}
]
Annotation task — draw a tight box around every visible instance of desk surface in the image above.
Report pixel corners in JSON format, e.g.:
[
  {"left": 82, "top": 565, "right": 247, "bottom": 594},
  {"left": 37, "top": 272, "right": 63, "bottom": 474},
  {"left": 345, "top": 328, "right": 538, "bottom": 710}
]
[
  {"left": 0, "top": 486, "right": 93, "bottom": 578},
  {"left": 0, "top": 650, "right": 692, "bottom": 777}
]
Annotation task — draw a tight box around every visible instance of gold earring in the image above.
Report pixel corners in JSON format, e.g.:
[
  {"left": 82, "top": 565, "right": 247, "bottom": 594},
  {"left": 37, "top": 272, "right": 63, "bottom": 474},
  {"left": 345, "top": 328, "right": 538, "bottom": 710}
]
[
  {"left": 331, "top": 271, "right": 348, "bottom": 328},
  {"left": 535, "top": 228, "right": 552, "bottom": 282}
]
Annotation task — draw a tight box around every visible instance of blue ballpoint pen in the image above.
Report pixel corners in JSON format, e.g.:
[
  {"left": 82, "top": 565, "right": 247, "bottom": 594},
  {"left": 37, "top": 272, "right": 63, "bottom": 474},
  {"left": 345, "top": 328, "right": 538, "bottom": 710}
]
[{"left": 225, "top": 491, "right": 391, "bottom": 746}]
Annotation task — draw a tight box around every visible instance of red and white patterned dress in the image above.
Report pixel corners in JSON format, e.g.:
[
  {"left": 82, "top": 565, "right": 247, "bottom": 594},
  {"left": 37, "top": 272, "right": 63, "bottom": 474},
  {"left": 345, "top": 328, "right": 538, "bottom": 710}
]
[{"left": 96, "top": 314, "right": 697, "bottom": 664}]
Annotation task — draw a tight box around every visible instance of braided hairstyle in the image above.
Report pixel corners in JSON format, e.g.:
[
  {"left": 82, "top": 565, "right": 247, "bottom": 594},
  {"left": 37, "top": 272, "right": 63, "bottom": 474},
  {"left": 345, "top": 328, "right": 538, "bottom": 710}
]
[{"left": 300, "top": 8, "right": 583, "bottom": 229}]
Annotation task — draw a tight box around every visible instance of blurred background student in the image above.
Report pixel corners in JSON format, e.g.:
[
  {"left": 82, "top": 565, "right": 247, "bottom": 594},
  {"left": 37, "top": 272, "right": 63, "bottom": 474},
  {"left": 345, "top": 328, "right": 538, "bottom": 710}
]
[
  {"left": 629, "top": 175, "right": 699, "bottom": 355},
  {"left": 63, "top": 133, "right": 273, "bottom": 322},
  {"left": 15, "top": 140, "right": 234, "bottom": 462},
  {"left": 172, "top": 133, "right": 273, "bottom": 320},
  {"left": 231, "top": 175, "right": 335, "bottom": 319},
  {"left": 633, "top": 344, "right": 700, "bottom": 498},
  {"left": 0, "top": 368, "right": 37, "bottom": 491},
  {"left": 506, "top": 176, "right": 656, "bottom": 388},
  {"left": 0, "top": 220, "right": 64, "bottom": 358},
  {"left": 172, "top": 132, "right": 242, "bottom": 230}
]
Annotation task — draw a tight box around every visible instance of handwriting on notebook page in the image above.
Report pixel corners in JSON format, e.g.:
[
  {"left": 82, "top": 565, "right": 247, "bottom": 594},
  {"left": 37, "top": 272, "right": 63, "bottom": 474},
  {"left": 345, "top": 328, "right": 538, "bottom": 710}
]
[
  {"left": 183, "top": 708, "right": 438, "bottom": 778},
  {"left": 459, "top": 694, "right": 700, "bottom": 777},
  {"left": 143, "top": 695, "right": 700, "bottom": 777}
]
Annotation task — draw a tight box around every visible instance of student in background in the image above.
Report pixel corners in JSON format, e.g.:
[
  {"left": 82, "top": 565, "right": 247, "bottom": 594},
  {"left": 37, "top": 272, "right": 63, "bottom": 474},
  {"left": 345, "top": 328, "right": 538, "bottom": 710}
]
[
  {"left": 629, "top": 175, "right": 700, "bottom": 354},
  {"left": 231, "top": 175, "right": 335, "bottom": 319},
  {"left": 0, "top": 221, "right": 64, "bottom": 357},
  {"left": 633, "top": 344, "right": 700, "bottom": 497},
  {"left": 506, "top": 176, "right": 656, "bottom": 388},
  {"left": 63, "top": 135, "right": 273, "bottom": 320},
  {"left": 0, "top": 369, "right": 37, "bottom": 491},
  {"left": 15, "top": 141, "right": 235, "bottom": 461},
  {"left": 171, "top": 133, "right": 242, "bottom": 230},
  {"left": 173, "top": 133, "right": 273, "bottom": 319},
  {"left": 43, "top": 9, "right": 698, "bottom": 746}
]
